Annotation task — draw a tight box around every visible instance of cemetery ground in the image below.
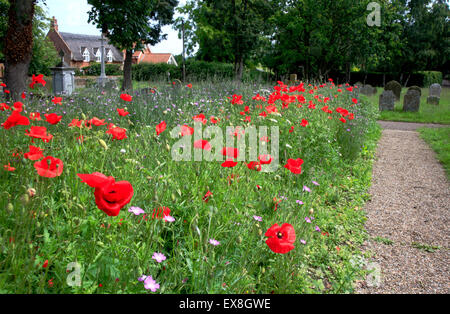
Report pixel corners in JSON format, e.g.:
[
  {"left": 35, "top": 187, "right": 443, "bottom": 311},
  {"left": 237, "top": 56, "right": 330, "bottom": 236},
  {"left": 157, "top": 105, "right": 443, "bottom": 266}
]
[
  {"left": 368, "top": 86, "right": 450, "bottom": 124},
  {"left": 0, "top": 78, "right": 449, "bottom": 294}
]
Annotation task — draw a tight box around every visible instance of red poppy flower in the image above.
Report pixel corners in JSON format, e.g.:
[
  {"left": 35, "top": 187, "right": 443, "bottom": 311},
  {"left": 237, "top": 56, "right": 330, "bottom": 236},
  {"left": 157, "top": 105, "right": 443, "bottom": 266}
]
[
  {"left": 244, "top": 116, "right": 251, "bottom": 123},
  {"left": 89, "top": 117, "right": 106, "bottom": 126},
  {"left": 42, "top": 260, "right": 48, "bottom": 268},
  {"left": 29, "top": 74, "right": 46, "bottom": 89},
  {"left": 0, "top": 103, "right": 10, "bottom": 111},
  {"left": 25, "top": 126, "right": 53, "bottom": 143},
  {"left": 231, "top": 94, "right": 244, "bottom": 105},
  {"left": 68, "top": 119, "right": 91, "bottom": 129},
  {"left": 52, "top": 97, "right": 62, "bottom": 105},
  {"left": 340, "top": 117, "right": 347, "bottom": 123},
  {"left": 266, "top": 105, "right": 278, "bottom": 114},
  {"left": 259, "top": 111, "right": 267, "bottom": 117},
  {"left": 1, "top": 110, "right": 30, "bottom": 129},
  {"left": 4, "top": 89, "right": 10, "bottom": 94},
  {"left": 194, "top": 139, "right": 211, "bottom": 151},
  {"left": 186, "top": 84, "right": 192, "bottom": 88},
  {"left": 258, "top": 154, "right": 272, "bottom": 165},
  {"left": 120, "top": 93, "right": 132, "bottom": 102},
  {"left": 106, "top": 126, "right": 127, "bottom": 140},
  {"left": 289, "top": 126, "right": 294, "bottom": 133},
  {"left": 300, "top": 119, "right": 309, "bottom": 127},
  {"left": 221, "top": 147, "right": 239, "bottom": 159},
  {"left": 34, "top": 156, "right": 63, "bottom": 178},
  {"left": 29, "top": 112, "right": 42, "bottom": 121},
  {"left": 156, "top": 121, "right": 166, "bottom": 135},
  {"left": 117, "top": 108, "right": 130, "bottom": 117},
  {"left": 210, "top": 116, "right": 219, "bottom": 124},
  {"left": 21, "top": 92, "right": 26, "bottom": 99},
  {"left": 0, "top": 83, "right": 5, "bottom": 88},
  {"left": 284, "top": 158, "right": 303, "bottom": 174},
  {"left": 181, "top": 125, "right": 194, "bottom": 136},
  {"left": 45, "top": 113, "right": 62, "bottom": 125},
  {"left": 202, "top": 191, "right": 212, "bottom": 202},
  {"left": 221, "top": 159, "right": 238, "bottom": 168},
  {"left": 77, "top": 172, "right": 134, "bottom": 217},
  {"left": 24, "top": 145, "right": 44, "bottom": 161},
  {"left": 152, "top": 206, "right": 171, "bottom": 219},
  {"left": 193, "top": 113, "right": 207, "bottom": 125},
  {"left": 4, "top": 163, "right": 15, "bottom": 172},
  {"left": 265, "top": 223, "right": 296, "bottom": 254},
  {"left": 246, "top": 161, "right": 262, "bottom": 171}
]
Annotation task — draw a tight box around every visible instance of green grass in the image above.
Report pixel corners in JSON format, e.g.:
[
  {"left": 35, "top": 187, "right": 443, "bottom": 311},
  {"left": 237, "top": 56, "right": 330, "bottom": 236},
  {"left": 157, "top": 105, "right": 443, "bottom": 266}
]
[
  {"left": 418, "top": 127, "right": 450, "bottom": 179},
  {"left": 0, "top": 80, "right": 380, "bottom": 294},
  {"left": 365, "top": 87, "right": 450, "bottom": 124}
]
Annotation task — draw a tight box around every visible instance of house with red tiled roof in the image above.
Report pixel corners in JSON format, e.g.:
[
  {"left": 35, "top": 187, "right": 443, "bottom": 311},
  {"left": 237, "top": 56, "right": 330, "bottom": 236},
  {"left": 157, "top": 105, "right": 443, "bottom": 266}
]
[{"left": 129, "top": 45, "right": 178, "bottom": 66}]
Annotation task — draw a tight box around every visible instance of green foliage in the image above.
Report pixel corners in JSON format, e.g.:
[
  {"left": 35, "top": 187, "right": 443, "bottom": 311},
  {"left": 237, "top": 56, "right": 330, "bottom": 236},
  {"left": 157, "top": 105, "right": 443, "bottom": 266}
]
[
  {"left": 417, "top": 71, "right": 443, "bottom": 87},
  {"left": 0, "top": 0, "right": 9, "bottom": 60},
  {"left": 28, "top": 5, "right": 60, "bottom": 76},
  {"left": 418, "top": 127, "right": 450, "bottom": 179},
  {"left": 82, "top": 63, "right": 123, "bottom": 76},
  {"left": 0, "top": 80, "right": 380, "bottom": 293}
]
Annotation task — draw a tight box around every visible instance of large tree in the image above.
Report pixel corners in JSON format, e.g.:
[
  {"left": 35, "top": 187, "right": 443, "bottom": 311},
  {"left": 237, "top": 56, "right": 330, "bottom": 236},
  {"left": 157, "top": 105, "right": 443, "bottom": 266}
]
[
  {"left": 3, "top": 0, "right": 36, "bottom": 101},
  {"left": 176, "top": 0, "right": 274, "bottom": 82},
  {"left": 88, "top": 0, "right": 178, "bottom": 91}
]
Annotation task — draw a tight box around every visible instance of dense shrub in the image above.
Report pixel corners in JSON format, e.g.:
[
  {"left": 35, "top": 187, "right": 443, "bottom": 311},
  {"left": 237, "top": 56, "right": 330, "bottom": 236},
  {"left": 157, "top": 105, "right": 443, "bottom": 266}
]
[
  {"left": 326, "top": 71, "right": 442, "bottom": 88},
  {"left": 416, "top": 71, "right": 443, "bottom": 87},
  {"left": 82, "top": 63, "right": 122, "bottom": 76},
  {"left": 132, "top": 61, "right": 272, "bottom": 82}
]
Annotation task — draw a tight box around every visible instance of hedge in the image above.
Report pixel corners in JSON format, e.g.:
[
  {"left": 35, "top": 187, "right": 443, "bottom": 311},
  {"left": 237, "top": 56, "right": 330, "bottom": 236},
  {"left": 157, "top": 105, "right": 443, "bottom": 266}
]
[
  {"left": 327, "top": 71, "right": 443, "bottom": 87},
  {"left": 132, "top": 60, "right": 272, "bottom": 82},
  {"left": 81, "top": 63, "right": 123, "bottom": 76}
]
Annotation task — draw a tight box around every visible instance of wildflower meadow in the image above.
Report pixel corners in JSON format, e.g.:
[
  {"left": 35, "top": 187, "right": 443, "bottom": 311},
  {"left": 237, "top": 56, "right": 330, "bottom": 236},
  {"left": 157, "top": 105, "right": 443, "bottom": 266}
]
[{"left": 0, "top": 78, "right": 381, "bottom": 294}]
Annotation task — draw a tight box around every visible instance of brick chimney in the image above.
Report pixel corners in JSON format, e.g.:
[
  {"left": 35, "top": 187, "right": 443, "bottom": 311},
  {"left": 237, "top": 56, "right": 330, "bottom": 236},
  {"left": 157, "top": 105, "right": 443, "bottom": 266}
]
[{"left": 50, "top": 17, "right": 59, "bottom": 32}]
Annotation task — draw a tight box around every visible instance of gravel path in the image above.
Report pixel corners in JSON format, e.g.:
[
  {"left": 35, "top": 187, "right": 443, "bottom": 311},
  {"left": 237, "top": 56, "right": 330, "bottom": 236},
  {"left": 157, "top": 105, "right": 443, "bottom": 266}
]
[{"left": 356, "top": 122, "right": 450, "bottom": 294}]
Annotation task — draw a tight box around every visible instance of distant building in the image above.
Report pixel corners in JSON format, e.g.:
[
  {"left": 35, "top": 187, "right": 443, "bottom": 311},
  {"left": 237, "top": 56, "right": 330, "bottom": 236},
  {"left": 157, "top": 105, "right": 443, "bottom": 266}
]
[
  {"left": 47, "top": 17, "right": 123, "bottom": 69},
  {"left": 130, "top": 45, "right": 178, "bottom": 66},
  {"left": 47, "top": 17, "right": 178, "bottom": 71}
]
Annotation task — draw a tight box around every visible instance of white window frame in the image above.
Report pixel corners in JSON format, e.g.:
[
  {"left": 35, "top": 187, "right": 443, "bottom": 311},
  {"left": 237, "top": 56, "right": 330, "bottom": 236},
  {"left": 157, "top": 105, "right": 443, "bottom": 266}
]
[
  {"left": 107, "top": 49, "right": 113, "bottom": 63},
  {"left": 82, "top": 48, "right": 90, "bottom": 62},
  {"left": 95, "top": 49, "right": 101, "bottom": 62}
]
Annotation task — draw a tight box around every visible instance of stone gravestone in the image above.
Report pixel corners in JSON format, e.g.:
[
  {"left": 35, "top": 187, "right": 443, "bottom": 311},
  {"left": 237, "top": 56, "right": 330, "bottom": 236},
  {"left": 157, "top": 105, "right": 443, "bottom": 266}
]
[
  {"left": 427, "top": 83, "right": 441, "bottom": 105},
  {"left": 289, "top": 74, "right": 297, "bottom": 85},
  {"left": 51, "top": 51, "right": 76, "bottom": 96},
  {"left": 360, "top": 84, "right": 376, "bottom": 96},
  {"left": 379, "top": 90, "right": 395, "bottom": 111},
  {"left": 403, "top": 89, "right": 421, "bottom": 112}
]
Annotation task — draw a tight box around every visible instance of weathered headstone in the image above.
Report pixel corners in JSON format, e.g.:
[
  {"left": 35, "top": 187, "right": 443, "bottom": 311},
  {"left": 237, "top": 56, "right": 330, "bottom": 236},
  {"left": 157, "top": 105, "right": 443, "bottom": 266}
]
[
  {"left": 407, "top": 86, "right": 422, "bottom": 96},
  {"left": 360, "top": 84, "right": 376, "bottom": 96},
  {"left": 384, "top": 80, "right": 402, "bottom": 101},
  {"left": 427, "top": 96, "right": 440, "bottom": 105},
  {"left": 51, "top": 51, "right": 76, "bottom": 96},
  {"left": 403, "top": 89, "right": 421, "bottom": 112},
  {"left": 354, "top": 82, "right": 363, "bottom": 88},
  {"left": 427, "top": 83, "right": 441, "bottom": 105},
  {"left": 429, "top": 83, "right": 441, "bottom": 98},
  {"left": 379, "top": 90, "right": 395, "bottom": 111}
]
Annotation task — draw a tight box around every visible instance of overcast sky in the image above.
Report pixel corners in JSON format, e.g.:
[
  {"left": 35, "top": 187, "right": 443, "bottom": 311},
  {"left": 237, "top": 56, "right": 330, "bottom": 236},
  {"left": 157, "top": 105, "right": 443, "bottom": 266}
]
[{"left": 43, "top": 0, "right": 187, "bottom": 56}]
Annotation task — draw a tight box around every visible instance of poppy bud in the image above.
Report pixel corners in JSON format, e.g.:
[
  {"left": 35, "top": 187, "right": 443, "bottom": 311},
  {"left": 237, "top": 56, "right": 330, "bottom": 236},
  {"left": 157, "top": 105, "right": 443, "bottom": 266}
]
[
  {"left": 166, "top": 144, "right": 170, "bottom": 152},
  {"left": 261, "top": 267, "right": 266, "bottom": 274},
  {"left": 309, "top": 208, "right": 314, "bottom": 215},
  {"left": 258, "top": 229, "right": 262, "bottom": 236},
  {"left": 21, "top": 194, "right": 30, "bottom": 205},
  {"left": 171, "top": 193, "right": 176, "bottom": 201},
  {"left": 27, "top": 188, "right": 36, "bottom": 197},
  {"left": 81, "top": 113, "right": 86, "bottom": 121},
  {"left": 6, "top": 203, "right": 13, "bottom": 212},
  {"left": 98, "top": 139, "right": 108, "bottom": 150},
  {"left": 237, "top": 236, "right": 242, "bottom": 244}
]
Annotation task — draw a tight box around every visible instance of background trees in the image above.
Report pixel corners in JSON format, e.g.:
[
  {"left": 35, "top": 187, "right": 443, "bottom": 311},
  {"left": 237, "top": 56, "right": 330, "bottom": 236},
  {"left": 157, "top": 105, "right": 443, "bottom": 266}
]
[
  {"left": 176, "top": 0, "right": 449, "bottom": 82},
  {"left": 87, "top": 0, "right": 178, "bottom": 91}
]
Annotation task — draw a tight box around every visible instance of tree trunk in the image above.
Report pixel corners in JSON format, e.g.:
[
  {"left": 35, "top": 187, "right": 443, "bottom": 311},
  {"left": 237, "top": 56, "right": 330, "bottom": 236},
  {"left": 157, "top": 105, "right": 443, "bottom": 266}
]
[
  {"left": 4, "top": 0, "right": 36, "bottom": 101},
  {"left": 122, "top": 49, "right": 133, "bottom": 91}
]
